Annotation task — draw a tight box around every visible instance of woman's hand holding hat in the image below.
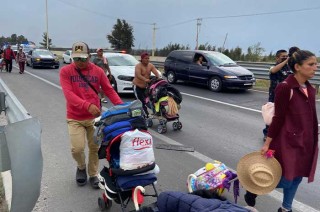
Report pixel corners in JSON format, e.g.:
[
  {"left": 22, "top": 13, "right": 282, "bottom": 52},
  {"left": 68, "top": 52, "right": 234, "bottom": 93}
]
[{"left": 261, "top": 137, "right": 272, "bottom": 155}]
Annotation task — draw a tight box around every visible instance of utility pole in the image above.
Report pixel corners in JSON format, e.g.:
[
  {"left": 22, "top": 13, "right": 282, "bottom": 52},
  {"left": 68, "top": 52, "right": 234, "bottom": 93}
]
[
  {"left": 152, "top": 23, "right": 157, "bottom": 57},
  {"left": 221, "top": 33, "right": 228, "bottom": 52},
  {"left": 195, "top": 18, "right": 202, "bottom": 50},
  {"left": 45, "top": 0, "right": 49, "bottom": 49}
]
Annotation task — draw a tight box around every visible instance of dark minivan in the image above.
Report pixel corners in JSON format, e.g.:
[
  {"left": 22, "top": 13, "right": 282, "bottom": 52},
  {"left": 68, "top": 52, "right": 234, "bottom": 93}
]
[{"left": 164, "top": 50, "right": 255, "bottom": 92}]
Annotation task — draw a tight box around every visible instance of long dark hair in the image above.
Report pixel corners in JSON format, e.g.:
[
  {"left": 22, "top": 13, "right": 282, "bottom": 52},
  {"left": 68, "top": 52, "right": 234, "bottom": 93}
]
[{"left": 288, "top": 50, "right": 315, "bottom": 73}]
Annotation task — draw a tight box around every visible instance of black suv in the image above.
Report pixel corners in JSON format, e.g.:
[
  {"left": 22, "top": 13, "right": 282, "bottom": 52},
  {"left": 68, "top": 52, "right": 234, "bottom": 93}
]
[{"left": 164, "top": 50, "right": 255, "bottom": 92}]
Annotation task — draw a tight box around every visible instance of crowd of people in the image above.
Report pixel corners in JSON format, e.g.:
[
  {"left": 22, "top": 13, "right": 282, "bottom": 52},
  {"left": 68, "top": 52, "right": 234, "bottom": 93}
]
[{"left": 0, "top": 44, "right": 27, "bottom": 73}]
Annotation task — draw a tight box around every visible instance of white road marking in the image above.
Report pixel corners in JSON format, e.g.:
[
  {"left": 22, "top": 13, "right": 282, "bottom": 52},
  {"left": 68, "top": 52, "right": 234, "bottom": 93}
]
[{"left": 21, "top": 70, "right": 319, "bottom": 212}]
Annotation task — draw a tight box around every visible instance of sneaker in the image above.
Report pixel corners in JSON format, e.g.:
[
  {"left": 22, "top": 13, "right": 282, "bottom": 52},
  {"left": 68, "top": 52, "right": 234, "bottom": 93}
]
[
  {"left": 76, "top": 168, "right": 87, "bottom": 186},
  {"left": 244, "top": 191, "right": 257, "bottom": 207},
  {"left": 89, "top": 176, "right": 100, "bottom": 189}
]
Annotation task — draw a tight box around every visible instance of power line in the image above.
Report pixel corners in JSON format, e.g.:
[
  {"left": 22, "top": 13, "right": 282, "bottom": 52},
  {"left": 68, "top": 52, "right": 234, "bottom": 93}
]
[
  {"left": 55, "top": 0, "right": 153, "bottom": 25},
  {"left": 158, "top": 6, "right": 320, "bottom": 30},
  {"left": 203, "top": 6, "right": 320, "bottom": 20},
  {"left": 157, "top": 18, "right": 197, "bottom": 30}
]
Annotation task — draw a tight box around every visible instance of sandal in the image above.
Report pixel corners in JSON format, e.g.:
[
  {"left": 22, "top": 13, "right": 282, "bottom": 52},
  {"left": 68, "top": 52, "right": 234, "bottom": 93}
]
[
  {"left": 76, "top": 168, "right": 87, "bottom": 186},
  {"left": 89, "top": 176, "right": 100, "bottom": 189}
]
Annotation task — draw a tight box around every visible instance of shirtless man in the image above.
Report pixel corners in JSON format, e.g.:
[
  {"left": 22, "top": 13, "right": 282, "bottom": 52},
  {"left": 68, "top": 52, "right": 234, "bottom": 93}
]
[{"left": 132, "top": 52, "right": 161, "bottom": 117}]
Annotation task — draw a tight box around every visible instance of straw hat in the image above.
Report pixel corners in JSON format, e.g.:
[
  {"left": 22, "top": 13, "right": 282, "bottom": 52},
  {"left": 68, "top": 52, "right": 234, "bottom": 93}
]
[{"left": 237, "top": 152, "right": 282, "bottom": 195}]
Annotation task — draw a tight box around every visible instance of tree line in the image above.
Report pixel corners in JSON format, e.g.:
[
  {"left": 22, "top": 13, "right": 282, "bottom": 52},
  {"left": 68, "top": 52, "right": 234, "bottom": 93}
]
[{"left": 2, "top": 19, "right": 277, "bottom": 62}]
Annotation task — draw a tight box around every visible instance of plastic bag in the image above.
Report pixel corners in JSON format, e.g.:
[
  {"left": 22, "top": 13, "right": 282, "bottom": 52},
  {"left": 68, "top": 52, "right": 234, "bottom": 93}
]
[
  {"left": 120, "top": 129, "right": 155, "bottom": 170},
  {"left": 261, "top": 102, "right": 274, "bottom": 125}
]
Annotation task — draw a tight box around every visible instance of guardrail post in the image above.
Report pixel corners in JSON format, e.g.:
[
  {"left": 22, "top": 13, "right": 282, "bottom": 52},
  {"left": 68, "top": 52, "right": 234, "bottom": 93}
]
[{"left": 0, "top": 92, "right": 6, "bottom": 113}]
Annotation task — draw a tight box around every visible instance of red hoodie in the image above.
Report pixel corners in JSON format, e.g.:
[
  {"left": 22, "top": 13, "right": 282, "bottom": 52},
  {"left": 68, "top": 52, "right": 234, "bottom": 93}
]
[{"left": 60, "top": 62, "right": 123, "bottom": 120}]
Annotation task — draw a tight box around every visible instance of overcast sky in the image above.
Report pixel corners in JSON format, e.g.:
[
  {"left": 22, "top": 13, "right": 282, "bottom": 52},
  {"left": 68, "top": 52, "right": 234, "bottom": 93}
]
[{"left": 2, "top": 0, "right": 320, "bottom": 55}]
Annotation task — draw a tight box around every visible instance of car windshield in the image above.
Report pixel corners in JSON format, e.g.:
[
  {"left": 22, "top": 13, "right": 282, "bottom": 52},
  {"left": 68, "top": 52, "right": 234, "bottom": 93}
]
[
  {"left": 107, "top": 54, "right": 139, "bottom": 66},
  {"left": 11, "top": 46, "right": 18, "bottom": 51},
  {"left": 205, "top": 52, "right": 236, "bottom": 66},
  {"left": 34, "top": 50, "right": 53, "bottom": 56}
]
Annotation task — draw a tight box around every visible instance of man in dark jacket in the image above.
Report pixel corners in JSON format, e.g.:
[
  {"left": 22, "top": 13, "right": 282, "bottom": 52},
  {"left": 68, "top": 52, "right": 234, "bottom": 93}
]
[
  {"left": 3, "top": 45, "right": 16, "bottom": 73},
  {"left": 262, "top": 50, "right": 291, "bottom": 141}
]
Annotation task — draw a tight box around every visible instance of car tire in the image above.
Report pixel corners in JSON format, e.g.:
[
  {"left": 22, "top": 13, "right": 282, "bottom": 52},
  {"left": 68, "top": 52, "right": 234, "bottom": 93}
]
[
  {"left": 26, "top": 61, "right": 29, "bottom": 66},
  {"left": 167, "top": 71, "right": 177, "bottom": 84},
  {"left": 69, "top": 59, "right": 72, "bottom": 64},
  {"left": 209, "top": 76, "right": 222, "bottom": 92},
  {"left": 54, "top": 66, "right": 59, "bottom": 69},
  {"left": 63, "top": 58, "right": 66, "bottom": 64}
]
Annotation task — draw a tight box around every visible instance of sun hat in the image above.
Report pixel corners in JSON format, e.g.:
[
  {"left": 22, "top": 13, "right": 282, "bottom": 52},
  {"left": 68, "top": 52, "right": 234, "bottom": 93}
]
[
  {"left": 71, "top": 41, "right": 90, "bottom": 58},
  {"left": 237, "top": 151, "right": 282, "bottom": 195}
]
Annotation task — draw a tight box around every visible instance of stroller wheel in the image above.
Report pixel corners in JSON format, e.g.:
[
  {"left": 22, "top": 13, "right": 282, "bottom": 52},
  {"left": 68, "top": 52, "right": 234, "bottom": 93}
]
[
  {"left": 157, "top": 125, "right": 167, "bottom": 134},
  {"left": 146, "top": 118, "right": 153, "bottom": 128},
  {"left": 177, "top": 121, "right": 183, "bottom": 130},
  {"left": 172, "top": 122, "right": 178, "bottom": 131},
  {"left": 98, "top": 197, "right": 112, "bottom": 211}
]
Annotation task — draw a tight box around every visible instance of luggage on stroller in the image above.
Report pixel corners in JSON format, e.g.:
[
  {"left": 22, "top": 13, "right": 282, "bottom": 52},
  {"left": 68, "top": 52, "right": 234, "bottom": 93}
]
[
  {"left": 94, "top": 100, "right": 147, "bottom": 159},
  {"left": 145, "top": 78, "right": 183, "bottom": 134},
  {"left": 95, "top": 101, "right": 159, "bottom": 211}
]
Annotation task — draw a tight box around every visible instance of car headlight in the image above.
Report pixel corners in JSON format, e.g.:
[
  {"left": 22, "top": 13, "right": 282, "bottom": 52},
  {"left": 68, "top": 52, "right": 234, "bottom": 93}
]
[
  {"left": 35, "top": 58, "right": 41, "bottom": 61},
  {"left": 224, "top": 75, "right": 237, "bottom": 79},
  {"left": 55, "top": 58, "right": 59, "bottom": 61},
  {"left": 118, "top": 75, "right": 134, "bottom": 81}
]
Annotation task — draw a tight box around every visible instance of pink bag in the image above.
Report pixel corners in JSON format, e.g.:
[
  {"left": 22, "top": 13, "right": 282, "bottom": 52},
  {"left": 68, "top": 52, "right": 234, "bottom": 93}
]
[
  {"left": 261, "top": 102, "right": 274, "bottom": 125},
  {"left": 261, "top": 89, "right": 293, "bottom": 125}
]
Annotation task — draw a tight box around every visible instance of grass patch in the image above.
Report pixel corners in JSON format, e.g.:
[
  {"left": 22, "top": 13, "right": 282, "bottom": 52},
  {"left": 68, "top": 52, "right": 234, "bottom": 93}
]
[
  {"left": 0, "top": 175, "right": 9, "bottom": 212},
  {"left": 253, "top": 79, "right": 269, "bottom": 91}
]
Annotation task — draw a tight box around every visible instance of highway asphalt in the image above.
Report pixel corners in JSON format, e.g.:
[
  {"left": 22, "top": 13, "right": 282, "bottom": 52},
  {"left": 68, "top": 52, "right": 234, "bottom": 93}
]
[{"left": 0, "top": 63, "right": 319, "bottom": 212}]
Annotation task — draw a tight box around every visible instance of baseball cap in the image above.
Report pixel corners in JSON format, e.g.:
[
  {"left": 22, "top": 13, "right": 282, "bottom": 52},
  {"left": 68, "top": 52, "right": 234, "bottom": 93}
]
[
  {"left": 141, "top": 52, "right": 149, "bottom": 60},
  {"left": 71, "top": 41, "right": 89, "bottom": 58}
]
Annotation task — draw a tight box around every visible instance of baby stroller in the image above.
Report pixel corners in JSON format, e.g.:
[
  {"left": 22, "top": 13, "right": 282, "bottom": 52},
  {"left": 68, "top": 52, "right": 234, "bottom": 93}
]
[
  {"left": 94, "top": 101, "right": 159, "bottom": 211},
  {"left": 145, "top": 78, "right": 183, "bottom": 134}
]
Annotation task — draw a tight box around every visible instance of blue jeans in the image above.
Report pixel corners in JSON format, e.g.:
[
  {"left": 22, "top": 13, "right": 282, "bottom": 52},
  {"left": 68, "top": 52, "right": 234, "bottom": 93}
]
[{"left": 276, "top": 176, "right": 303, "bottom": 210}]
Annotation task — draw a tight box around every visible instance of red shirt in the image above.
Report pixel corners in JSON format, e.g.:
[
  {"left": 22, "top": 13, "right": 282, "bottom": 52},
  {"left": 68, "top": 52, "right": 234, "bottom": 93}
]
[
  {"left": 268, "top": 74, "right": 318, "bottom": 182},
  {"left": 4, "top": 49, "right": 15, "bottom": 60},
  {"left": 60, "top": 62, "right": 123, "bottom": 120}
]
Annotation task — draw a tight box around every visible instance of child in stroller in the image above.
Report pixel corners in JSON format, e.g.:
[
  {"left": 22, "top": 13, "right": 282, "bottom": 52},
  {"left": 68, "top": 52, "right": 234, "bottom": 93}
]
[
  {"left": 145, "top": 78, "right": 183, "bottom": 134},
  {"left": 94, "top": 101, "right": 159, "bottom": 211}
]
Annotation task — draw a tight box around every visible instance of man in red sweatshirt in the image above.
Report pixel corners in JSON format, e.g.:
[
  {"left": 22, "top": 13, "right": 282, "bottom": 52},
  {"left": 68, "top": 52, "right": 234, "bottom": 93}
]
[
  {"left": 60, "top": 41, "right": 123, "bottom": 189},
  {"left": 3, "top": 45, "right": 16, "bottom": 73}
]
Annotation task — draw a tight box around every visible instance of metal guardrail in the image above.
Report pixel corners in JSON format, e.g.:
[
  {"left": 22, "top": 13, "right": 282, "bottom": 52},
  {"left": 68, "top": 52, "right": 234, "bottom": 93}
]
[
  {"left": 0, "top": 78, "right": 42, "bottom": 212},
  {"left": 152, "top": 61, "right": 320, "bottom": 86}
]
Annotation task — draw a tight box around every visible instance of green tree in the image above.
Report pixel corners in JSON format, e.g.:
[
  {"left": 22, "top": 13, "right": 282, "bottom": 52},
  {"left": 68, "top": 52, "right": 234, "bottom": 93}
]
[
  {"left": 39, "top": 32, "right": 52, "bottom": 49},
  {"left": 107, "top": 19, "right": 135, "bottom": 51}
]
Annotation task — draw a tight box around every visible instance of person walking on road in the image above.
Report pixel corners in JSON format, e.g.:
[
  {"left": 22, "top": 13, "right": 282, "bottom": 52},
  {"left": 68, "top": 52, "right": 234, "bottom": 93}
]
[
  {"left": 262, "top": 49, "right": 292, "bottom": 141},
  {"left": 60, "top": 41, "right": 123, "bottom": 189},
  {"left": 92, "top": 48, "right": 112, "bottom": 103},
  {"left": 132, "top": 52, "right": 161, "bottom": 117},
  {"left": 16, "top": 47, "right": 27, "bottom": 74},
  {"left": 3, "top": 45, "right": 16, "bottom": 73},
  {"left": 246, "top": 50, "right": 319, "bottom": 212}
]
